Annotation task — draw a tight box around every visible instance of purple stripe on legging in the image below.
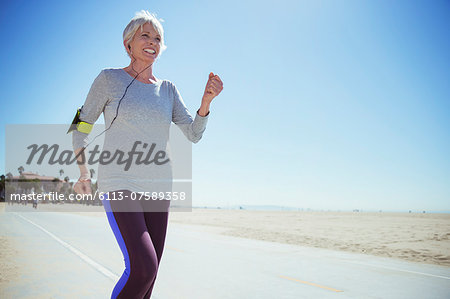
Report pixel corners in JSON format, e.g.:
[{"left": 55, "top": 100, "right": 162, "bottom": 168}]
[{"left": 103, "top": 193, "right": 130, "bottom": 298}]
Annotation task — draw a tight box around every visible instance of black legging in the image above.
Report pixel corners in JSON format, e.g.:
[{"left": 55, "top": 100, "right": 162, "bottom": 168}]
[{"left": 103, "top": 190, "right": 170, "bottom": 298}]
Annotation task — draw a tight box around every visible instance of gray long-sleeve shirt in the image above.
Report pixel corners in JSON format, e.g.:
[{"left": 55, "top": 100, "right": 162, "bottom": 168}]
[{"left": 72, "top": 68, "right": 209, "bottom": 194}]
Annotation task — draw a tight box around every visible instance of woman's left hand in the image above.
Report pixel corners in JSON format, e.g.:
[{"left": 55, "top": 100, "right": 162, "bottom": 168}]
[{"left": 202, "top": 72, "right": 223, "bottom": 104}]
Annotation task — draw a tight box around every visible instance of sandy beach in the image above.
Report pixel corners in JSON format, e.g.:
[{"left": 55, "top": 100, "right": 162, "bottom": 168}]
[
  {"left": 0, "top": 235, "right": 21, "bottom": 293},
  {"left": 168, "top": 208, "right": 450, "bottom": 267},
  {"left": 2, "top": 203, "right": 449, "bottom": 268}
]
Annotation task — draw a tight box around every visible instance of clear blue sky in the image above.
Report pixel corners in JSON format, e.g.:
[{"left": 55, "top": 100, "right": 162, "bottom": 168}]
[{"left": 1, "top": 0, "right": 449, "bottom": 211}]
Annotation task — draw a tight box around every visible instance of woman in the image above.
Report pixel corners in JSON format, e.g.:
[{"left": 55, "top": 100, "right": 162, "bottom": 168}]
[{"left": 71, "top": 10, "right": 223, "bottom": 298}]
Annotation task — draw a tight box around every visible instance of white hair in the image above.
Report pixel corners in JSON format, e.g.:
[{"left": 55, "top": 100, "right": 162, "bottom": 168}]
[{"left": 123, "top": 10, "right": 167, "bottom": 59}]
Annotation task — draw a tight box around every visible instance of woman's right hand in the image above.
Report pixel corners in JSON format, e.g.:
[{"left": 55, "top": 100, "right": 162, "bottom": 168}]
[{"left": 73, "top": 174, "right": 92, "bottom": 195}]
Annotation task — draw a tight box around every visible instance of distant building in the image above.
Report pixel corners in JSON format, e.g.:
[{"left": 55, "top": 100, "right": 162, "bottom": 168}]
[{"left": 7, "top": 171, "right": 64, "bottom": 193}]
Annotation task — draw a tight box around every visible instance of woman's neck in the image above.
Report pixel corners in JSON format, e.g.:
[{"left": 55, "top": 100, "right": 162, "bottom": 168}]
[{"left": 124, "top": 61, "right": 157, "bottom": 83}]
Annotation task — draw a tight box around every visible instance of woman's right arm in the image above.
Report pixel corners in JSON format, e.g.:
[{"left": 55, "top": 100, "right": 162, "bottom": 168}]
[
  {"left": 71, "top": 69, "right": 110, "bottom": 194},
  {"left": 73, "top": 147, "right": 92, "bottom": 194}
]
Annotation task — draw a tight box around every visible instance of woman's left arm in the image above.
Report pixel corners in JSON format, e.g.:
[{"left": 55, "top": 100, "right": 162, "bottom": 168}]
[
  {"left": 198, "top": 72, "right": 223, "bottom": 116},
  {"left": 172, "top": 72, "right": 223, "bottom": 143}
]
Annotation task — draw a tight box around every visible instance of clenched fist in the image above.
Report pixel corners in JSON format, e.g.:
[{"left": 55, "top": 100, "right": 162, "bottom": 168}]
[
  {"left": 202, "top": 72, "right": 223, "bottom": 104},
  {"left": 73, "top": 177, "right": 92, "bottom": 195}
]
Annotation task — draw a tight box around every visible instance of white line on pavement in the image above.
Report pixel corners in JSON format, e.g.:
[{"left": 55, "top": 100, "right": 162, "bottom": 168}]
[
  {"left": 14, "top": 212, "right": 119, "bottom": 281},
  {"left": 346, "top": 260, "right": 450, "bottom": 280}
]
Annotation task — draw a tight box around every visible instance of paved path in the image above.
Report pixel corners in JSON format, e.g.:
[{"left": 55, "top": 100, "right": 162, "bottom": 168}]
[{"left": 1, "top": 207, "right": 449, "bottom": 298}]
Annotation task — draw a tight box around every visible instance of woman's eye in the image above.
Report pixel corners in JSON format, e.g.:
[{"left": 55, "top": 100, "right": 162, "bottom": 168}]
[{"left": 141, "top": 34, "right": 160, "bottom": 41}]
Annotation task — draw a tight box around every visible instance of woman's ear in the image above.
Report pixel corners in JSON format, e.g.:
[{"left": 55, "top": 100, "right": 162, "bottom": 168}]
[{"left": 123, "top": 40, "right": 131, "bottom": 55}]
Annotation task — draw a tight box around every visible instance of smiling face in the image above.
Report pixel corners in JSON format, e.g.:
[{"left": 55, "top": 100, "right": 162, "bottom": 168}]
[{"left": 126, "top": 22, "right": 162, "bottom": 64}]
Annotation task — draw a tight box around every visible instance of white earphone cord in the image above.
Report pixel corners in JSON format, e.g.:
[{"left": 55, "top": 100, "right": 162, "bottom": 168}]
[{"left": 75, "top": 51, "right": 152, "bottom": 160}]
